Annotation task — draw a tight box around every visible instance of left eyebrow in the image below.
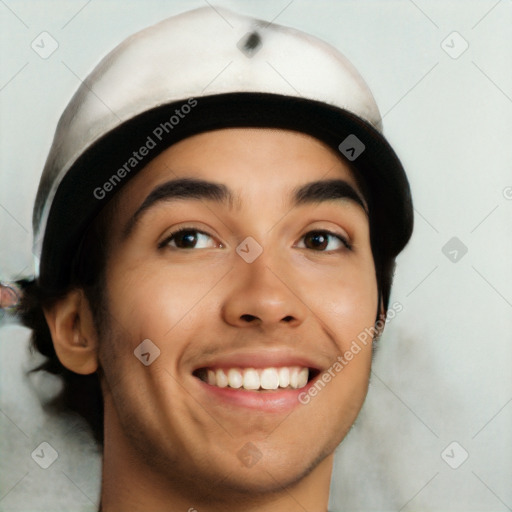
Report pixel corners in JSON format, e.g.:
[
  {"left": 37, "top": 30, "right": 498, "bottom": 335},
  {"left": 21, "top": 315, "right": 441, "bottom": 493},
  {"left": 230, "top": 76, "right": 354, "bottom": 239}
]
[
  {"left": 121, "top": 177, "right": 367, "bottom": 240},
  {"left": 292, "top": 179, "right": 368, "bottom": 214}
]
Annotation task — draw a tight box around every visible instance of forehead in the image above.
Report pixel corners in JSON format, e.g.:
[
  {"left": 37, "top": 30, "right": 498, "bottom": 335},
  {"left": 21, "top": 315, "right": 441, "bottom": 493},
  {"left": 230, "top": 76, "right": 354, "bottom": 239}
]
[{"left": 113, "top": 127, "right": 361, "bottom": 213}]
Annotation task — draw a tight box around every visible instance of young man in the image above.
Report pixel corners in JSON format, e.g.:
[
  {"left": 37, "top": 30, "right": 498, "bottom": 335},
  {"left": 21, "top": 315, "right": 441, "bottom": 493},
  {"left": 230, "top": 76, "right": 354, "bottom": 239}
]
[{"left": 9, "top": 7, "right": 412, "bottom": 511}]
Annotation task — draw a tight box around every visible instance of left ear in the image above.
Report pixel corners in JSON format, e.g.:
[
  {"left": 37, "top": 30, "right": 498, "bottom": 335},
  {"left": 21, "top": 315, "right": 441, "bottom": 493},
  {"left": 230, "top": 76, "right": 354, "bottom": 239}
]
[
  {"left": 43, "top": 289, "right": 99, "bottom": 375},
  {"left": 374, "top": 295, "right": 387, "bottom": 339}
]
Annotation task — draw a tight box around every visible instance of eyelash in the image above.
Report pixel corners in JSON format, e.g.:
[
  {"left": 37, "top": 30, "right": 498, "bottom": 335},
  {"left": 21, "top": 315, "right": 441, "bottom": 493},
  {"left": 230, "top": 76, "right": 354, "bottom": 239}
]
[{"left": 158, "top": 227, "right": 352, "bottom": 252}]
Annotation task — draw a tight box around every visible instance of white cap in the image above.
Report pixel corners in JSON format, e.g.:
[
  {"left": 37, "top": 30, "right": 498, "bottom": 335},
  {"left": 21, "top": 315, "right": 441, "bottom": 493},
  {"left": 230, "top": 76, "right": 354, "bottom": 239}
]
[
  {"left": 52, "top": 6, "right": 381, "bottom": 176},
  {"left": 33, "top": 7, "right": 412, "bottom": 290}
]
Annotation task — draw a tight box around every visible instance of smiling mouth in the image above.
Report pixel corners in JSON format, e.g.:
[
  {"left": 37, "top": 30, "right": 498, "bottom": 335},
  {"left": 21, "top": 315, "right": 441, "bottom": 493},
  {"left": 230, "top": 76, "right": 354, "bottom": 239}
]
[{"left": 193, "top": 366, "right": 320, "bottom": 391}]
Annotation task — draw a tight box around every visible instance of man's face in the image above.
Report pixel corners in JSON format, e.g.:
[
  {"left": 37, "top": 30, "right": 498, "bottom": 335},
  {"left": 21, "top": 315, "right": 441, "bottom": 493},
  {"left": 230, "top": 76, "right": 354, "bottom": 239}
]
[{"left": 97, "top": 128, "right": 378, "bottom": 496}]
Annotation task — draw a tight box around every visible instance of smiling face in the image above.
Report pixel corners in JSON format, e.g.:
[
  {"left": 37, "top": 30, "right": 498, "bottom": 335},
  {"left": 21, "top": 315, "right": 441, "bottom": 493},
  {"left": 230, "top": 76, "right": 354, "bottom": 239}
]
[{"left": 96, "top": 127, "right": 379, "bottom": 503}]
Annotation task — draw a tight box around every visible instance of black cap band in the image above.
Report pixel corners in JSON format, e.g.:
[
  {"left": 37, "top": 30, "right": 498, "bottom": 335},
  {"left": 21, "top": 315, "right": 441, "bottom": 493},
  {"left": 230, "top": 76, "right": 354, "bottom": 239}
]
[{"left": 37, "top": 93, "right": 413, "bottom": 291}]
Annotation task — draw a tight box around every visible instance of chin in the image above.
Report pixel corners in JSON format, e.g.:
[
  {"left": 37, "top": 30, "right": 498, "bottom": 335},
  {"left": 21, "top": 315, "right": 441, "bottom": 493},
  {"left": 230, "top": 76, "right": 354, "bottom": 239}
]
[
  {"left": 201, "top": 440, "right": 334, "bottom": 499},
  {"left": 196, "top": 457, "right": 324, "bottom": 499}
]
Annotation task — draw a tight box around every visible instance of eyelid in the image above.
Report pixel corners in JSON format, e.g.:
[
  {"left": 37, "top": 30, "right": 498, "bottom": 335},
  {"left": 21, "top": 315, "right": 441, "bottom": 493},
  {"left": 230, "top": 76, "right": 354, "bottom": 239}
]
[
  {"left": 299, "top": 221, "right": 352, "bottom": 244},
  {"left": 325, "top": 230, "right": 351, "bottom": 249}
]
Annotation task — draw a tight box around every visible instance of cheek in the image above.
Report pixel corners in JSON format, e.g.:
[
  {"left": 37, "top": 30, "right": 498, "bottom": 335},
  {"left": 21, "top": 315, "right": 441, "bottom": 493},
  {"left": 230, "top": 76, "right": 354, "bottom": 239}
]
[
  {"left": 104, "top": 255, "right": 228, "bottom": 342},
  {"left": 99, "top": 258, "right": 217, "bottom": 433},
  {"left": 328, "top": 272, "right": 378, "bottom": 344},
  {"left": 294, "top": 255, "right": 379, "bottom": 352}
]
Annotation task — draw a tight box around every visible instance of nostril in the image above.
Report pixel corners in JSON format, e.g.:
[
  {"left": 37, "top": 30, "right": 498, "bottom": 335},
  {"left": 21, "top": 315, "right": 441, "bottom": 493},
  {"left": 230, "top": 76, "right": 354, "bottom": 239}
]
[
  {"left": 240, "top": 314, "right": 257, "bottom": 322},
  {"left": 282, "top": 316, "right": 294, "bottom": 323}
]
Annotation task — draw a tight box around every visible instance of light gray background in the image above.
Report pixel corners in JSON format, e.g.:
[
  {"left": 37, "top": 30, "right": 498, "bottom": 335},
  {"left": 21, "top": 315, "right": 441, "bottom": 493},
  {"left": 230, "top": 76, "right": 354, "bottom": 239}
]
[{"left": 1, "top": 0, "right": 511, "bottom": 510}]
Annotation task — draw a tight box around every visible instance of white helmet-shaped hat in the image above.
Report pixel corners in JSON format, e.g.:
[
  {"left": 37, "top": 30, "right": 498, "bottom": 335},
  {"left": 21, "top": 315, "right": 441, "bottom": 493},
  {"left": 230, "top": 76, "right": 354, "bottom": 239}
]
[{"left": 33, "top": 7, "right": 413, "bottom": 294}]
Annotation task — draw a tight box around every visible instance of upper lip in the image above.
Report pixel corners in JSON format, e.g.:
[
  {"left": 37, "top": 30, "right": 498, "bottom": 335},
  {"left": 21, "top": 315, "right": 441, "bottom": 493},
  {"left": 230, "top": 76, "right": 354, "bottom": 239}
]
[{"left": 191, "top": 347, "right": 326, "bottom": 372}]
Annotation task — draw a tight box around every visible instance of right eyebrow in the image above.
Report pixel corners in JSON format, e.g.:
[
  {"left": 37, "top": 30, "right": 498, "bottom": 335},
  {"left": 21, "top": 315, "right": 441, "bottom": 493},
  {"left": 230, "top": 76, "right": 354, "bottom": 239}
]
[{"left": 121, "top": 178, "right": 233, "bottom": 240}]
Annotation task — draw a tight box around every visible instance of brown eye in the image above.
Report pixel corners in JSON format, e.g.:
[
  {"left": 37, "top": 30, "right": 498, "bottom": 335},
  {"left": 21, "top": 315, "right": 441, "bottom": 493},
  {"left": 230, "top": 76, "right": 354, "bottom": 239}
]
[
  {"left": 298, "top": 231, "right": 350, "bottom": 251},
  {"left": 161, "top": 229, "right": 217, "bottom": 249}
]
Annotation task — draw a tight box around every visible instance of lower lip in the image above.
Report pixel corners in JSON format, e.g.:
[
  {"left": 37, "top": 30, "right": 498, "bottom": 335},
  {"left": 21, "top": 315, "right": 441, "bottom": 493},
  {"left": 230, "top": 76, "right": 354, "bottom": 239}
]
[{"left": 194, "top": 376, "right": 316, "bottom": 412}]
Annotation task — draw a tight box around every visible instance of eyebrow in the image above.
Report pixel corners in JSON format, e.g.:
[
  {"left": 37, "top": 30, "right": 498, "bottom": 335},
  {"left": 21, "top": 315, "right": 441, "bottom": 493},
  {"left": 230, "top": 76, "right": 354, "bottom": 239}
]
[{"left": 122, "top": 177, "right": 368, "bottom": 239}]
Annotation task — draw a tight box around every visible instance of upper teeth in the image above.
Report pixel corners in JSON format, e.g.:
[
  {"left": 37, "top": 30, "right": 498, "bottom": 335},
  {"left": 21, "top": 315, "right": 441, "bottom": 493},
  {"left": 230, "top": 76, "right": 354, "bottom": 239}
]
[{"left": 204, "top": 367, "right": 309, "bottom": 390}]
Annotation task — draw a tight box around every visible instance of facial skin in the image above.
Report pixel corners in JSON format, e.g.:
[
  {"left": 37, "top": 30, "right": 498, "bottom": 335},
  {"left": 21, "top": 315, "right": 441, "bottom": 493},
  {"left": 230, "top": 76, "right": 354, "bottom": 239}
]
[{"left": 45, "top": 128, "right": 380, "bottom": 512}]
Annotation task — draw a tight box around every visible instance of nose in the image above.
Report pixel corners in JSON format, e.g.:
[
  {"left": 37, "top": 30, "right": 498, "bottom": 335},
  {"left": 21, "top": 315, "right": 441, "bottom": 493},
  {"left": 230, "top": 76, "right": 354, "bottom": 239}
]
[{"left": 221, "top": 253, "right": 308, "bottom": 330}]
